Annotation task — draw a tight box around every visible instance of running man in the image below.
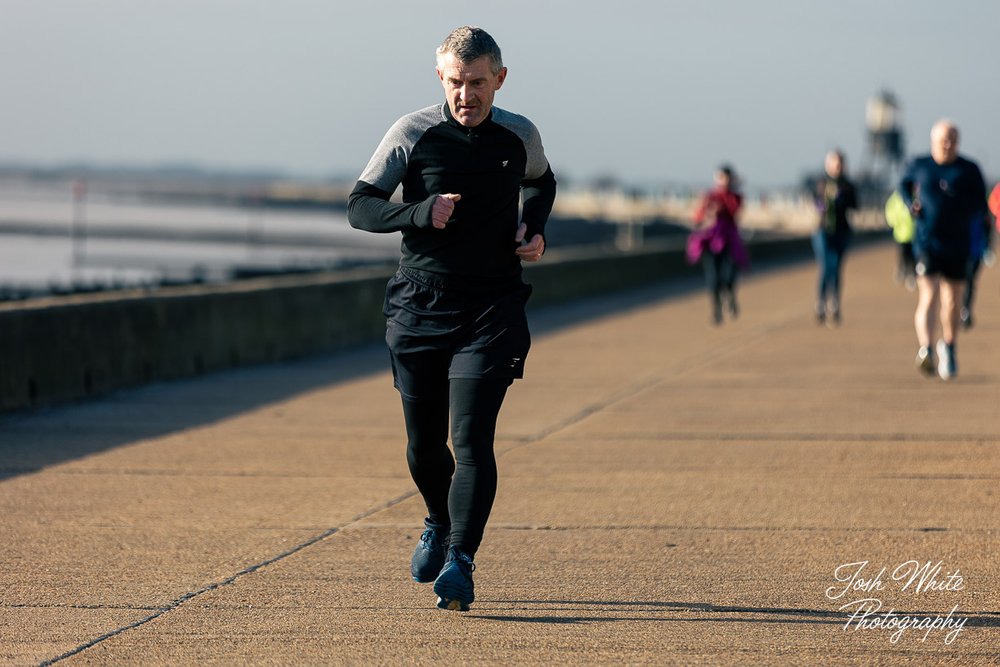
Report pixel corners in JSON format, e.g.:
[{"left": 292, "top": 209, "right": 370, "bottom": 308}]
[
  {"left": 898, "top": 120, "right": 986, "bottom": 380},
  {"left": 347, "top": 26, "right": 556, "bottom": 611}
]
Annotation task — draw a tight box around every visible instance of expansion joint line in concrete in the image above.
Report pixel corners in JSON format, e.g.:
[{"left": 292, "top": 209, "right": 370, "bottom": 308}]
[
  {"left": 37, "top": 489, "right": 419, "bottom": 666},
  {"left": 501, "top": 308, "right": 804, "bottom": 458},
  {"left": 35, "top": 306, "right": 798, "bottom": 665}
]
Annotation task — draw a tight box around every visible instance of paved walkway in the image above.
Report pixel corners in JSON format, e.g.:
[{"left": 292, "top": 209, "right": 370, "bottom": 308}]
[{"left": 2, "top": 241, "right": 998, "bottom": 665}]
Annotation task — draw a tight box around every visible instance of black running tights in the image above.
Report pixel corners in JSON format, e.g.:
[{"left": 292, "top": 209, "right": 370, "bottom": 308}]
[
  {"left": 703, "top": 251, "right": 737, "bottom": 311},
  {"left": 402, "top": 377, "right": 510, "bottom": 556}
]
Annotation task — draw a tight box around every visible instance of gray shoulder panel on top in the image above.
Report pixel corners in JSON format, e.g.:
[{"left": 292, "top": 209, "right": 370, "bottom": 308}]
[
  {"left": 491, "top": 107, "right": 549, "bottom": 180},
  {"left": 358, "top": 104, "right": 446, "bottom": 193}
]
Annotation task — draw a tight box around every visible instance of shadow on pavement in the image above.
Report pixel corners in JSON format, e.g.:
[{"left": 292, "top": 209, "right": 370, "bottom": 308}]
[
  {"left": 472, "top": 600, "right": 1000, "bottom": 628},
  {"left": 0, "top": 250, "right": 815, "bottom": 481},
  {"left": 0, "top": 343, "right": 391, "bottom": 480}
]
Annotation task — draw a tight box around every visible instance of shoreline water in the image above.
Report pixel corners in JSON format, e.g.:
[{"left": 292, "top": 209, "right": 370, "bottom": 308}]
[
  {"left": 0, "top": 180, "right": 398, "bottom": 297},
  {"left": 0, "top": 177, "right": 882, "bottom": 300}
]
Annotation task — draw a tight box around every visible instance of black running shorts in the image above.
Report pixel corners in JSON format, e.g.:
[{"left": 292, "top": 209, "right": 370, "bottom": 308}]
[
  {"left": 384, "top": 267, "right": 532, "bottom": 401},
  {"left": 915, "top": 253, "right": 967, "bottom": 281}
]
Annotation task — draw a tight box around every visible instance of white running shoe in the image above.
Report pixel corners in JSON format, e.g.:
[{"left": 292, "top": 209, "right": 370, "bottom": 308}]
[{"left": 936, "top": 340, "right": 957, "bottom": 380}]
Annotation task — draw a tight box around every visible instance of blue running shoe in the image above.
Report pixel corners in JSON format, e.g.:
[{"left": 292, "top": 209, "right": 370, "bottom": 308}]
[
  {"left": 434, "top": 548, "right": 475, "bottom": 611},
  {"left": 410, "top": 520, "right": 448, "bottom": 584}
]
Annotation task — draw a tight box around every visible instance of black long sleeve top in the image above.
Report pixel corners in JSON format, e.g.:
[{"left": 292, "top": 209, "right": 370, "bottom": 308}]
[{"left": 348, "top": 103, "right": 556, "bottom": 284}]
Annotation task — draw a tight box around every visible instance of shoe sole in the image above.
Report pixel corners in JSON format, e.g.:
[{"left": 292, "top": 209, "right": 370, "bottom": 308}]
[
  {"left": 433, "top": 577, "right": 473, "bottom": 611},
  {"left": 938, "top": 365, "right": 955, "bottom": 381},
  {"left": 435, "top": 596, "right": 470, "bottom": 612}
]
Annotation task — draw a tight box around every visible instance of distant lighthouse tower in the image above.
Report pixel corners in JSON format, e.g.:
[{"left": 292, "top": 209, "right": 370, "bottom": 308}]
[{"left": 863, "top": 90, "right": 905, "bottom": 195}]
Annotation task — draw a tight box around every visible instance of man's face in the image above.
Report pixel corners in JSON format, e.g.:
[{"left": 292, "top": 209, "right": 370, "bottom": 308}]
[
  {"left": 436, "top": 53, "right": 506, "bottom": 128},
  {"left": 930, "top": 124, "right": 958, "bottom": 165},
  {"left": 824, "top": 153, "right": 843, "bottom": 179}
]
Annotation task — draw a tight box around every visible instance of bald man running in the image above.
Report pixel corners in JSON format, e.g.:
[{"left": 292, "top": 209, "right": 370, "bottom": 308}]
[{"left": 899, "top": 120, "right": 987, "bottom": 380}]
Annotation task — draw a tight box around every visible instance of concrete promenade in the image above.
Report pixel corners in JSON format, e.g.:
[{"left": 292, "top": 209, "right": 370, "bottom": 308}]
[{"left": 1, "top": 241, "right": 998, "bottom": 665}]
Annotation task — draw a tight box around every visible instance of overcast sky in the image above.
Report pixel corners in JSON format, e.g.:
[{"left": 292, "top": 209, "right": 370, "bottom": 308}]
[{"left": 1, "top": 0, "right": 997, "bottom": 189}]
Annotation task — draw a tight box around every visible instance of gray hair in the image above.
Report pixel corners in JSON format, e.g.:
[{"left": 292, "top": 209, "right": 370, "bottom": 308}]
[{"left": 436, "top": 26, "right": 503, "bottom": 74}]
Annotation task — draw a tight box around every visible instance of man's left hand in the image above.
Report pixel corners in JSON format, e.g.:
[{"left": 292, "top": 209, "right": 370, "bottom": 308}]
[{"left": 515, "top": 223, "right": 545, "bottom": 262}]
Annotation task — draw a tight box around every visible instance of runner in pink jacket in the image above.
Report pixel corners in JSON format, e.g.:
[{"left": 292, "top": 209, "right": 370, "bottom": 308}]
[{"left": 687, "top": 165, "right": 749, "bottom": 324}]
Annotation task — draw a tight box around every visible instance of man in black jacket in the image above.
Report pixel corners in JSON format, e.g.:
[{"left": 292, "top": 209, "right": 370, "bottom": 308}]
[
  {"left": 812, "top": 150, "right": 857, "bottom": 325},
  {"left": 347, "top": 25, "right": 556, "bottom": 611}
]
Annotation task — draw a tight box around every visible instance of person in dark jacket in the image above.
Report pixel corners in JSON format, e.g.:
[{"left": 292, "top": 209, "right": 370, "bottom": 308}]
[
  {"left": 347, "top": 26, "right": 556, "bottom": 612},
  {"left": 898, "top": 120, "right": 986, "bottom": 380},
  {"left": 811, "top": 150, "right": 857, "bottom": 325}
]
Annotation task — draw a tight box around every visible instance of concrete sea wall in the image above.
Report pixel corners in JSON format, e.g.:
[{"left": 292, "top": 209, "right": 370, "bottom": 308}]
[{"left": 0, "top": 232, "right": 888, "bottom": 413}]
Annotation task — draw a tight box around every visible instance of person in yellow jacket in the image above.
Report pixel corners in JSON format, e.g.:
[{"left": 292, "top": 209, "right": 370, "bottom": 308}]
[{"left": 885, "top": 190, "right": 916, "bottom": 290}]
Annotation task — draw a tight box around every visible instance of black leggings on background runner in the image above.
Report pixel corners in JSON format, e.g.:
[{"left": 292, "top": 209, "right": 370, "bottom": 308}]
[
  {"left": 402, "top": 376, "right": 510, "bottom": 556},
  {"left": 703, "top": 251, "right": 737, "bottom": 317}
]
